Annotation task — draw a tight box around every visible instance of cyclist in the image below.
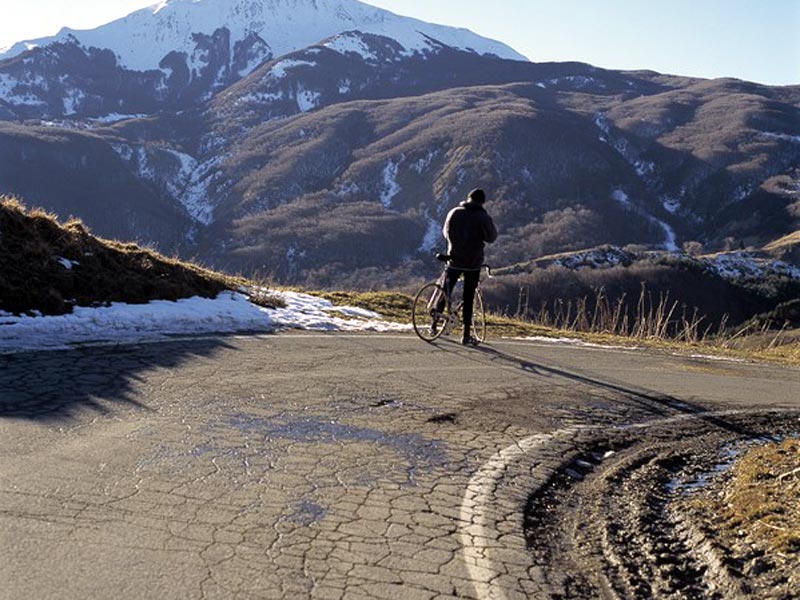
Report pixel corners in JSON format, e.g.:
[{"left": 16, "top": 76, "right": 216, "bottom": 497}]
[{"left": 436, "top": 188, "right": 498, "bottom": 345}]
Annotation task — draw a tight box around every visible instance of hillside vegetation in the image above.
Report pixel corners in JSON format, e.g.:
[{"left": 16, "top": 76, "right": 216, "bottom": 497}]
[
  {"left": 2, "top": 46, "right": 798, "bottom": 290},
  {"left": 0, "top": 197, "right": 241, "bottom": 316}
]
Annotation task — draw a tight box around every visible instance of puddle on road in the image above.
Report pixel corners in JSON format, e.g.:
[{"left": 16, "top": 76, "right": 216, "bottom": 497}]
[
  {"left": 135, "top": 411, "right": 451, "bottom": 487},
  {"left": 665, "top": 433, "right": 792, "bottom": 495},
  {"left": 224, "top": 413, "right": 449, "bottom": 469}
]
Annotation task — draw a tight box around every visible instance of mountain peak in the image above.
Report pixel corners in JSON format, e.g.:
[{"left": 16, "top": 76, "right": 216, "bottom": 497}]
[{"left": 0, "top": 0, "right": 527, "bottom": 72}]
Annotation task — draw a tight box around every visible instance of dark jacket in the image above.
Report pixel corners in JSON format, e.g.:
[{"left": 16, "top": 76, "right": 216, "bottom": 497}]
[{"left": 443, "top": 201, "right": 498, "bottom": 270}]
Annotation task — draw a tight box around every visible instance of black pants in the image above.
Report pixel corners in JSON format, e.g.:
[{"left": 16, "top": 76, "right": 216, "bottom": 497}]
[{"left": 443, "top": 267, "right": 480, "bottom": 339}]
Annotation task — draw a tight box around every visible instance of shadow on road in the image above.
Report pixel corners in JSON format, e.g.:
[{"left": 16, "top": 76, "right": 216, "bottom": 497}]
[
  {"left": 0, "top": 337, "right": 238, "bottom": 422},
  {"left": 435, "top": 338, "right": 766, "bottom": 437}
]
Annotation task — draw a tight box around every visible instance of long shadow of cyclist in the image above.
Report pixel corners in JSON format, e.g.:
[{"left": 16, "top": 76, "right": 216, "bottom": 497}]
[{"left": 436, "top": 338, "right": 777, "bottom": 438}]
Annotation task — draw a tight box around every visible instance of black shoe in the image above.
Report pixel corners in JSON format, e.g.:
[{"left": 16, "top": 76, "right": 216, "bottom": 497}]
[{"left": 461, "top": 335, "right": 480, "bottom": 346}]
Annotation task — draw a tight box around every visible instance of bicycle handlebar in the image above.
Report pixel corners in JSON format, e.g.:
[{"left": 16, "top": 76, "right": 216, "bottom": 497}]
[{"left": 434, "top": 253, "right": 493, "bottom": 278}]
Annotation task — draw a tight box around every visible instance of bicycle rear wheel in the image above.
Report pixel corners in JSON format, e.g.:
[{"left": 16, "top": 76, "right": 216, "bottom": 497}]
[
  {"left": 412, "top": 282, "right": 448, "bottom": 342},
  {"left": 450, "top": 286, "right": 486, "bottom": 344},
  {"left": 472, "top": 289, "right": 486, "bottom": 343}
]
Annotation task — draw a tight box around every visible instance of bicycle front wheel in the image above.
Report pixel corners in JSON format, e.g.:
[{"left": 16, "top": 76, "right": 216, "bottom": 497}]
[{"left": 412, "top": 282, "right": 448, "bottom": 342}]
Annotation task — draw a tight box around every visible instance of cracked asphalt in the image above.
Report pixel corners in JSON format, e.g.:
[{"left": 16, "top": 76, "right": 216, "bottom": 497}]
[{"left": 1, "top": 333, "right": 798, "bottom": 599}]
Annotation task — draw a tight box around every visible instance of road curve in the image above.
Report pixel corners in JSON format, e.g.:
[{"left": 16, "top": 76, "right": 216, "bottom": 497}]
[{"left": 1, "top": 333, "right": 798, "bottom": 599}]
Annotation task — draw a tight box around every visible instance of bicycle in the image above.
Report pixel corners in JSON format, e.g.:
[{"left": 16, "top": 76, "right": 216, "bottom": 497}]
[{"left": 411, "top": 254, "right": 492, "bottom": 344}]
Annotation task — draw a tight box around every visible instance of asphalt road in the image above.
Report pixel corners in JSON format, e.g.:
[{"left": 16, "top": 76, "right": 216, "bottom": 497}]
[{"left": 1, "top": 333, "right": 798, "bottom": 599}]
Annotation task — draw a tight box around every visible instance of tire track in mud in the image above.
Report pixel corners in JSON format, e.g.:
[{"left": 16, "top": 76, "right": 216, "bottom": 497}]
[{"left": 459, "top": 408, "right": 800, "bottom": 600}]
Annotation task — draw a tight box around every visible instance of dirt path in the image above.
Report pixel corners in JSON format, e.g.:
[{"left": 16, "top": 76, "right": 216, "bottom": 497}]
[{"left": 1, "top": 333, "right": 798, "bottom": 599}]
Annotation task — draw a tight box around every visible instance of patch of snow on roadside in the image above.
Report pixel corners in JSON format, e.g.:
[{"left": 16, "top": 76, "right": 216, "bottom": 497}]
[
  {"left": 380, "top": 159, "right": 402, "bottom": 208},
  {"left": 252, "top": 290, "right": 411, "bottom": 333},
  {"left": 0, "top": 290, "right": 410, "bottom": 354},
  {"left": 517, "top": 336, "right": 640, "bottom": 351},
  {"left": 683, "top": 353, "right": 748, "bottom": 363}
]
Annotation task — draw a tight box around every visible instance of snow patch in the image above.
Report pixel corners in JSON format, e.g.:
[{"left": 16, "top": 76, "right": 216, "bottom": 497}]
[
  {"left": 0, "top": 72, "right": 46, "bottom": 106},
  {"left": 547, "top": 75, "right": 603, "bottom": 90},
  {"left": 706, "top": 252, "right": 800, "bottom": 282},
  {"left": 418, "top": 215, "right": 441, "bottom": 253},
  {"left": 91, "top": 113, "right": 148, "bottom": 123},
  {"left": 296, "top": 85, "right": 320, "bottom": 112},
  {"left": 111, "top": 143, "right": 220, "bottom": 225},
  {"left": 0, "top": 290, "right": 410, "bottom": 354},
  {"left": 516, "top": 336, "right": 640, "bottom": 351},
  {"left": 61, "top": 87, "right": 86, "bottom": 115},
  {"left": 380, "top": 159, "right": 402, "bottom": 208},
  {"left": 760, "top": 131, "right": 800, "bottom": 144},
  {"left": 268, "top": 290, "right": 411, "bottom": 333},
  {"left": 662, "top": 196, "right": 681, "bottom": 214},
  {"left": 554, "top": 247, "right": 633, "bottom": 270},
  {"left": 411, "top": 150, "right": 438, "bottom": 174},
  {"left": 0, "top": 0, "right": 526, "bottom": 74},
  {"left": 324, "top": 32, "right": 378, "bottom": 61},
  {"left": 57, "top": 257, "right": 79, "bottom": 270},
  {"left": 612, "top": 189, "right": 678, "bottom": 252},
  {"left": 173, "top": 152, "right": 225, "bottom": 225},
  {"left": 236, "top": 89, "right": 285, "bottom": 105},
  {"left": 270, "top": 59, "right": 317, "bottom": 79}
]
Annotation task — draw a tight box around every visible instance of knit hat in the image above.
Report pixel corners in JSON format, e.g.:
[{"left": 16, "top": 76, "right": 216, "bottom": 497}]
[{"left": 467, "top": 188, "right": 486, "bottom": 204}]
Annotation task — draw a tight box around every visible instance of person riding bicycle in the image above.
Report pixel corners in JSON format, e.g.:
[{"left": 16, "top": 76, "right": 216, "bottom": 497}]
[{"left": 437, "top": 188, "right": 498, "bottom": 345}]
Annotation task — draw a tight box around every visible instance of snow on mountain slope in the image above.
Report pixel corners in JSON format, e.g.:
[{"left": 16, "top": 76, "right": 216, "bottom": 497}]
[{"left": 0, "top": 0, "right": 527, "bottom": 73}]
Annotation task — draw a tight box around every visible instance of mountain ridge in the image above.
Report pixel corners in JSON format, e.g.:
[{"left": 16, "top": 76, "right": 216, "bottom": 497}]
[
  {"left": 0, "top": 0, "right": 526, "bottom": 71},
  {"left": 0, "top": 5, "right": 798, "bottom": 304}
]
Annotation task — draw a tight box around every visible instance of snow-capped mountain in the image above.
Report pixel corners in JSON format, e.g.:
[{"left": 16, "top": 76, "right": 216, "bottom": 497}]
[
  {"left": 0, "top": 0, "right": 526, "bottom": 119},
  {"left": 0, "top": 0, "right": 525, "bottom": 71}
]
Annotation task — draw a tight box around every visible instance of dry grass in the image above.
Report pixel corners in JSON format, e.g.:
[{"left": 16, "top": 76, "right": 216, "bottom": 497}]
[
  {"left": 0, "top": 196, "right": 247, "bottom": 315},
  {"left": 764, "top": 231, "right": 800, "bottom": 253},
  {"left": 309, "top": 289, "right": 800, "bottom": 365},
  {"left": 718, "top": 439, "right": 800, "bottom": 555}
]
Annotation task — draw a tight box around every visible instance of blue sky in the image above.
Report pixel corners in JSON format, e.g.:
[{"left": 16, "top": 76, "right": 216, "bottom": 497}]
[{"left": 1, "top": 0, "right": 797, "bottom": 85}]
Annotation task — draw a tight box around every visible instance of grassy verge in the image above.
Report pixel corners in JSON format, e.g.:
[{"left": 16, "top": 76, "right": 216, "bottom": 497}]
[
  {"left": 313, "top": 290, "right": 800, "bottom": 366},
  {"left": 720, "top": 438, "right": 800, "bottom": 555},
  {"left": 686, "top": 437, "right": 800, "bottom": 591},
  {"left": 0, "top": 196, "right": 252, "bottom": 315}
]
